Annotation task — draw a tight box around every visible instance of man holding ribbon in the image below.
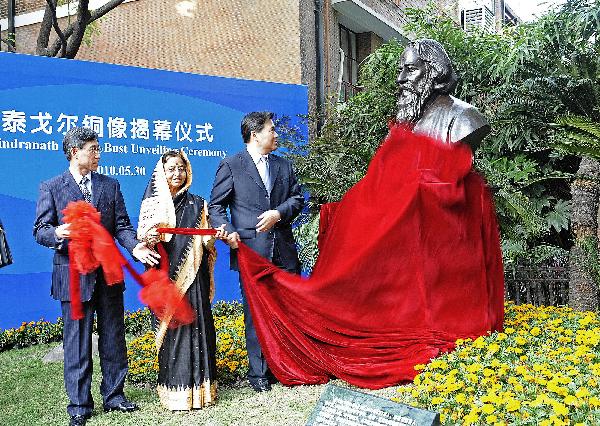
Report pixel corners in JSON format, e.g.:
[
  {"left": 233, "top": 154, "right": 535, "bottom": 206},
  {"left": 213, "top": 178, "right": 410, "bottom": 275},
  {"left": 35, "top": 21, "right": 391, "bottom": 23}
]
[
  {"left": 209, "top": 111, "right": 304, "bottom": 392},
  {"left": 33, "top": 127, "right": 159, "bottom": 426}
]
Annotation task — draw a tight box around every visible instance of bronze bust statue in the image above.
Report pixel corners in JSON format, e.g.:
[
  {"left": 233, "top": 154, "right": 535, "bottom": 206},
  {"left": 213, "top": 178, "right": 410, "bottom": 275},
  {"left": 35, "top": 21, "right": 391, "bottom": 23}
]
[{"left": 396, "top": 39, "right": 490, "bottom": 151}]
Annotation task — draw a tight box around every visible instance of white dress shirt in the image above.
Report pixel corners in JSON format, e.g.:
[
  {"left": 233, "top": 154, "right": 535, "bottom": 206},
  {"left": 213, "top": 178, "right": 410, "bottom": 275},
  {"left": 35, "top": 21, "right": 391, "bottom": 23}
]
[{"left": 246, "top": 146, "right": 270, "bottom": 191}]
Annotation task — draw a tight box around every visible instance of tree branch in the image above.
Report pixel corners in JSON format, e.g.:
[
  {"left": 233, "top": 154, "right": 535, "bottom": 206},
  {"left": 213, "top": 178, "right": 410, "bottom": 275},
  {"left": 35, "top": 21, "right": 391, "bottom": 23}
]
[
  {"left": 47, "top": 0, "right": 68, "bottom": 57},
  {"left": 89, "top": 0, "right": 126, "bottom": 22},
  {"left": 36, "top": 0, "right": 58, "bottom": 56},
  {"left": 45, "top": 0, "right": 126, "bottom": 58},
  {"left": 65, "top": 0, "right": 90, "bottom": 58}
]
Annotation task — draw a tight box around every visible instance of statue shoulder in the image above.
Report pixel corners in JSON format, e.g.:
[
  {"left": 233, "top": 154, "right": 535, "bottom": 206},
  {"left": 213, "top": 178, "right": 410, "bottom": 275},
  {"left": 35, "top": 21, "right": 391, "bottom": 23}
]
[{"left": 447, "top": 96, "right": 491, "bottom": 150}]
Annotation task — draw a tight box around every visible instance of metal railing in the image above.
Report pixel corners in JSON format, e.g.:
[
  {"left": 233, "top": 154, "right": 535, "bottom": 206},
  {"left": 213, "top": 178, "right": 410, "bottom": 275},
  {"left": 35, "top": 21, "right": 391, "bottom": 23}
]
[{"left": 504, "top": 263, "right": 569, "bottom": 306}]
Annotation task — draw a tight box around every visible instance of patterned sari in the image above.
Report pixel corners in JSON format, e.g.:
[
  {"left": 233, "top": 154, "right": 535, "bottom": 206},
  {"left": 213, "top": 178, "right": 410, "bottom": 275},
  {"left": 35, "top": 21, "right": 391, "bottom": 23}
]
[{"left": 138, "top": 153, "right": 217, "bottom": 410}]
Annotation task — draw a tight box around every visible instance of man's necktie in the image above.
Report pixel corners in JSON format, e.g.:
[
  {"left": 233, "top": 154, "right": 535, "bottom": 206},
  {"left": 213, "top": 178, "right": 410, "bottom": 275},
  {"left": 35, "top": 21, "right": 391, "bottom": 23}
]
[
  {"left": 80, "top": 176, "right": 92, "bottom": 203},
  {"left": 260, "top": 155, "right": 271, "bottom": 194}
]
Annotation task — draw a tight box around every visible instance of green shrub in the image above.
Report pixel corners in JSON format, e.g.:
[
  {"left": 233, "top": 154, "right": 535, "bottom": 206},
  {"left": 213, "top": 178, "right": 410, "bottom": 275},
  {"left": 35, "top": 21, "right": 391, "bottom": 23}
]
[
  {"left": 124, "top": 308, "right": 153, "bottom": 336},
  {"left": 212, "top": 299, "right": 244, "bottom": 317}
]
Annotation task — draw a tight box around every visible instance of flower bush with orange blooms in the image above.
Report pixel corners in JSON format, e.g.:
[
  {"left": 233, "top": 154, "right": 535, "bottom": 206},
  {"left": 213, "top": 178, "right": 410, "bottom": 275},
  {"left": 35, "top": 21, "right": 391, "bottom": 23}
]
[
  {"left": 394, "top": 302, "right": 600, "bottom": 425},
  {"left": 0, "top": 318, "right": 64, "bottom": 351},
  {"left": 0, "top": 308, "right": 153, "bottom": 352},
  {"left": 127, "top": 331, "right": 158, "bottom": 385},
  {"left": 213, "top": 306, "right": 248, "bottom": 384},
  {"left": 127, "top": 301, "right": 248, "bottom": 386}
]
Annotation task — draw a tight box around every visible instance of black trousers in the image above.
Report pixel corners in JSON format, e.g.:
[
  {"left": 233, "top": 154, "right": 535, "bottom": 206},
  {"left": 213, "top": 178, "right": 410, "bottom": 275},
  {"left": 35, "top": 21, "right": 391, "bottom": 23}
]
[{"left": 61, "top": 274, "right": 128, "bottom": 416}]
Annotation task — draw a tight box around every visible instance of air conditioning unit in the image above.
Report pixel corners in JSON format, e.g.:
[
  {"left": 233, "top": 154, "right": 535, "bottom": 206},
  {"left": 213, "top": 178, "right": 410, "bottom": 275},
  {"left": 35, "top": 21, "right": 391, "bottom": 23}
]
[{"left": 460, "top": 5, "right": 495, "bottom": 33}]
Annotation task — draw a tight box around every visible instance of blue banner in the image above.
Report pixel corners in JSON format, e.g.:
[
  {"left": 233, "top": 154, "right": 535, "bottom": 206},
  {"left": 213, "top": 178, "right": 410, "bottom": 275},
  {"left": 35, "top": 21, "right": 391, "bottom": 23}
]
[{"left": 0, "top": 52, "right": 308, "bottom": 329}]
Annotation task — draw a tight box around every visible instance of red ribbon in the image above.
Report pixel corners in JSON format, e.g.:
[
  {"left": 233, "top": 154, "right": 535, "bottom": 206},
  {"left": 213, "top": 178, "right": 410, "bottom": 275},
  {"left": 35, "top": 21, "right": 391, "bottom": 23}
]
[
  {"left": 63, "top": 201, "right": 195, "bottom": 327},
  {"left": 157, "top": 227, "right": 217, "bottom": 236}
]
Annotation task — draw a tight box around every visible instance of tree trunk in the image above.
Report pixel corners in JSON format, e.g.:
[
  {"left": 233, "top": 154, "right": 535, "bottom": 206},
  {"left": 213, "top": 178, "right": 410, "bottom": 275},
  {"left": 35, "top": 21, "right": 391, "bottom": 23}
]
[{"left": 568, "top": 157, "right": 600, "bottom": 311}]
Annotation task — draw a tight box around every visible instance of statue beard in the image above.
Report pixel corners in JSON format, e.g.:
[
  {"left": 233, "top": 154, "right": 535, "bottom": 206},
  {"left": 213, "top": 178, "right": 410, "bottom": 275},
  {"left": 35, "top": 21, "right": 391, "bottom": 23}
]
[{"left": 396, "top": 78, "right": 434, "bottom": 124}]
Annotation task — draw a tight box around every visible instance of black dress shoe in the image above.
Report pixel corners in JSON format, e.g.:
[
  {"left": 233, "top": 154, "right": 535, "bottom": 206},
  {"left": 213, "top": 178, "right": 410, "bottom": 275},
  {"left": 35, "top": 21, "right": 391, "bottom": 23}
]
[
  {"left": 266, "top": 372, "right": 279, "bottom": 385},
  {"left": 69, "top": 414, "right": 88, "bottom": 426},
  {"left": 250, "top": 378, "right": 272, "bottom": 392},
  {"left": 103, "top": 400, "right": 139, "bottom": 413}
]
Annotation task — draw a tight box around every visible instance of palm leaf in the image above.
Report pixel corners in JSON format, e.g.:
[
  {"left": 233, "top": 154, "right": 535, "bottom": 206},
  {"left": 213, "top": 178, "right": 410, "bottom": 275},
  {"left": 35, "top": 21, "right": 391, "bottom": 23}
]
[{"left": 553, "top": 115, "right": 600, "bottom": 159}]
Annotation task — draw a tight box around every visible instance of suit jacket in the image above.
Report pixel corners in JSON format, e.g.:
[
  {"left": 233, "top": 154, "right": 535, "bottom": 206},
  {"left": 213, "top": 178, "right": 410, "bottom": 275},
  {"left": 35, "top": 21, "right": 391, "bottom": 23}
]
[
  {"left": 33, "top": 170, "right": 138, "bottom": 302},
  {"left": 209, "top": 150, "right": 304, "bottom": 271}
]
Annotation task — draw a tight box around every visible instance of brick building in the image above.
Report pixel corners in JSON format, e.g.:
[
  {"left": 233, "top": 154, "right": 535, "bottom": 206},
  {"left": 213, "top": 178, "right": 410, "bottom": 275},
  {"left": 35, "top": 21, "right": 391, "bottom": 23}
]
[{"left": 1, "top": 0, "right": 457, "bottom": 120}]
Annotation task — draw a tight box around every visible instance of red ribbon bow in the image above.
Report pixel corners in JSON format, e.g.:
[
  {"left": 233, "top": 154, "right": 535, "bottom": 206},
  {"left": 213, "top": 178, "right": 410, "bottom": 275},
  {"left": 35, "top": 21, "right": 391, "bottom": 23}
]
[{"left": 63, "top": 201, "right": 195, "bottom": 327}]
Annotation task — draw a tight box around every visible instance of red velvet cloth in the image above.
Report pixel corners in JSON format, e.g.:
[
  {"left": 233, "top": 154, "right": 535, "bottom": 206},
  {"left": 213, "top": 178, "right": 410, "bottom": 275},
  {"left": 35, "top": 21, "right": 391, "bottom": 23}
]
[{"left": 237, "top": 125, "right": 504, "bottom": 389}]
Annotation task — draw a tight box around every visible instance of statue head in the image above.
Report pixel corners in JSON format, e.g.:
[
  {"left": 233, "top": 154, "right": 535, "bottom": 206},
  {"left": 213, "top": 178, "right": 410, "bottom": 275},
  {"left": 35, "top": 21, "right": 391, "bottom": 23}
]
[{"left": 396, "top": 39, "right": 458, "bottom": 123}]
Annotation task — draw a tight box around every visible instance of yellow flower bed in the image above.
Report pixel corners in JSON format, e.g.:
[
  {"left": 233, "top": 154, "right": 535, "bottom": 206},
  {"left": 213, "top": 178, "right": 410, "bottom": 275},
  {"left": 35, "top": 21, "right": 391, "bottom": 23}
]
[
  {"left": 214, "top": 312, "right": 249, "bottom": 384},
  {"left": 0, "top": 318, "right": 64, "bottom": 351},
  {"left": 127, "top": 331, "right": 159, "bottom": 384},
  {"left": 395, "top": 302, "right": 600, "bottom": 425},
  {"left": 127, "top": 310, "right": 248, "bottom": 385}
]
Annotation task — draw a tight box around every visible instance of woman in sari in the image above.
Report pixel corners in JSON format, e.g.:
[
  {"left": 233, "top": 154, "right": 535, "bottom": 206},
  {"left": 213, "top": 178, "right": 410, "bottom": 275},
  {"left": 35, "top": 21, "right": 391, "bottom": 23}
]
[{"left": 138, "top": 150, "right": 227, "bottom": 410}]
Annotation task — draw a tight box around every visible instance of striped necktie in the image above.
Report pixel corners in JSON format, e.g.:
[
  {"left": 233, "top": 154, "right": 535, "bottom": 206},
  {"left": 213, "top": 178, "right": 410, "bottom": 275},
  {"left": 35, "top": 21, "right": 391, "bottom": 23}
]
[{"left": 80, "top": 176, "right": 92, "bottom": 203}]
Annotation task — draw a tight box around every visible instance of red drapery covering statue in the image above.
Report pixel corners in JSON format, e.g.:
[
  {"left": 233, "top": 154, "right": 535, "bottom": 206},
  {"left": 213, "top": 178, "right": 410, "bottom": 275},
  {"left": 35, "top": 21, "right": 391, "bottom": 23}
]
[{"left": 237, "top": 126, "right": 504, "bottom": 389}]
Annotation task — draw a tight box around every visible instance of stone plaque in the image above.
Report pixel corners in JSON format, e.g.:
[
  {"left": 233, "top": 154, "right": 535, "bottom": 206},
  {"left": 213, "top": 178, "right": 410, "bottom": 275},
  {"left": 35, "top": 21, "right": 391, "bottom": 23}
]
[{"left": 306, "top": 384, "right": 440, "bottom": 426}]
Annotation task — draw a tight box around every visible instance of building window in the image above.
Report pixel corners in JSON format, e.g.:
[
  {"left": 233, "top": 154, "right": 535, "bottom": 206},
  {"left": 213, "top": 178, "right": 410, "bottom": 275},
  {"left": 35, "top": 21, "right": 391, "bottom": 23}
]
[{"left": 339, "top": 24, "right": 359, "bottom": 102}]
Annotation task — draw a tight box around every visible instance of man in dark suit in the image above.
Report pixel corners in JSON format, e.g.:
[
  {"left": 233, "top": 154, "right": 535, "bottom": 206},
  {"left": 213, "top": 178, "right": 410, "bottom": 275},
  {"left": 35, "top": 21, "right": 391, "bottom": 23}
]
[
  {"left": 209, "top": 111, "right": 304, "bottom": 392},
  {"left": 33, "top": 127, "right": 159, "bottom": 426}
]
